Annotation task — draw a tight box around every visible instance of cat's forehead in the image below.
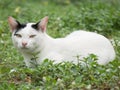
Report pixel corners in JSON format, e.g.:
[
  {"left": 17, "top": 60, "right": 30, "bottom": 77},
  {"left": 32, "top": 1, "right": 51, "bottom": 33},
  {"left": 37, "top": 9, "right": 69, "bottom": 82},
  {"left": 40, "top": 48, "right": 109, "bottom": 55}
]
[
  {"left": 14, "top": 23, "right": 37, "bottom": 34},
  {"left": 25, "top": 23, "right": 36, "bottom": 30}
]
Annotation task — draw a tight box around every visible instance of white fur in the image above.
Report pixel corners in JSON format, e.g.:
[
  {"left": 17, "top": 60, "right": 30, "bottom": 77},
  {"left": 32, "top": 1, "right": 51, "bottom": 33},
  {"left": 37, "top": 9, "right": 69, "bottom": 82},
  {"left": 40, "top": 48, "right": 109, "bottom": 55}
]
[{"left": 9, "top": 17, "right": 115, "bottom": 67}]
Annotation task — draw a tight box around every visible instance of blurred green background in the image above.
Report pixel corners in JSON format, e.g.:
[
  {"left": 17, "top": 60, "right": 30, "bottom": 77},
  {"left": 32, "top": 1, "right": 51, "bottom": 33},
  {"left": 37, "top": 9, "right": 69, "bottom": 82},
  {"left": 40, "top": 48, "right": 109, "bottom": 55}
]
[{"left": 0, "top": 0, "right": 120, "bottom": 89}]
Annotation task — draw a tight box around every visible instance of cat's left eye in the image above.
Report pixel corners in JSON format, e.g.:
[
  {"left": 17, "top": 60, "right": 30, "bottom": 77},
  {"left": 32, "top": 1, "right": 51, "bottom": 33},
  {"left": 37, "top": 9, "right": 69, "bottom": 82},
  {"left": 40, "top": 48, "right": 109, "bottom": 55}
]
[
  {"left": 29, "top": 35, "right": 36, "bottom": 38},
  {"left": 15, "top": 34, "right": 22, "bottom": 38}
]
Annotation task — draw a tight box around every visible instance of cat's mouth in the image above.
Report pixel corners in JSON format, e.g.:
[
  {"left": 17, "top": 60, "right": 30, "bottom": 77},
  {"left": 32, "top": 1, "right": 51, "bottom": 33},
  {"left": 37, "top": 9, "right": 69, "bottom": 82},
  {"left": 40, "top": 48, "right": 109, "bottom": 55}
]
[{"left": 21, "top": 46, "right": 29, "bottom": 49}]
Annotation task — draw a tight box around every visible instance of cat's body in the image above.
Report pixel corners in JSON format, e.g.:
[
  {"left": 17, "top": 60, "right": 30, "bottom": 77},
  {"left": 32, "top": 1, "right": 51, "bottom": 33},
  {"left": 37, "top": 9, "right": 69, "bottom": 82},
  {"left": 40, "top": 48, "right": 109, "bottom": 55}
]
[{"left": 8, "top": 16, "right": 115, "bottom": 67}]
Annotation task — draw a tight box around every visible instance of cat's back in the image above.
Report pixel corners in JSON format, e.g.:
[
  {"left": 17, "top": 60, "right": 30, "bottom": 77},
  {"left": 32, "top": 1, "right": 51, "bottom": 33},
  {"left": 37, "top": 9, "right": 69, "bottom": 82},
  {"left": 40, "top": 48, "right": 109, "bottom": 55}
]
[
  {"left": 61, "top": 30, "right": 115, "bottom": 57},
  {"left": 66, "top": 30, "right": 101, "bottom": 38}
]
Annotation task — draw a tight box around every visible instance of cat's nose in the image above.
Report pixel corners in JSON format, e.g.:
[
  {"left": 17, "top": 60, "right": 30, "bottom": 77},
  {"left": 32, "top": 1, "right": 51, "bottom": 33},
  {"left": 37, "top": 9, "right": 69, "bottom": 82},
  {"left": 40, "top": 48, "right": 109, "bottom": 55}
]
[{"left": 22, "top": 42, "right": 27, "bottom": 47}]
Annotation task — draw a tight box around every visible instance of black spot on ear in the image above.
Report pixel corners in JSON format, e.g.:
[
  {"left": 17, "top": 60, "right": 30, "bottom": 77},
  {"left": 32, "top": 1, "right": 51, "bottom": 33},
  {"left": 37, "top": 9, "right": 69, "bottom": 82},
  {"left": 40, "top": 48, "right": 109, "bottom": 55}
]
[
  {"left": 31, "top": 21, "right": 40, "bottom": 31},
  {"left": 16, "top": 20, "right": 26, "bottom": 30},
  {"left": 14, "top": 21, "right": 26, "bottom": 35}
]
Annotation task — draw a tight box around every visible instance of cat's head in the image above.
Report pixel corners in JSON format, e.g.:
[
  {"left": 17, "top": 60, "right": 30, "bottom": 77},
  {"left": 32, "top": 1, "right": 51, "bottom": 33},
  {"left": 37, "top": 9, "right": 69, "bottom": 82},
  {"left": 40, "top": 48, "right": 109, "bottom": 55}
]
[{"left": 8, "top": 16, "right": 48, "bottom": 52}]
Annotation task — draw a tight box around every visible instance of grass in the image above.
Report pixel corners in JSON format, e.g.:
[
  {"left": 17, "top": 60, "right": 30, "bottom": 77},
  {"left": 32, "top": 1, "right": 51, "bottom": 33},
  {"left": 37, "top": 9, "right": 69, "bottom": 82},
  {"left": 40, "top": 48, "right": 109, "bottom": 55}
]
[{"left": 0, "top": 0, "right": 120, "bottom": 89}]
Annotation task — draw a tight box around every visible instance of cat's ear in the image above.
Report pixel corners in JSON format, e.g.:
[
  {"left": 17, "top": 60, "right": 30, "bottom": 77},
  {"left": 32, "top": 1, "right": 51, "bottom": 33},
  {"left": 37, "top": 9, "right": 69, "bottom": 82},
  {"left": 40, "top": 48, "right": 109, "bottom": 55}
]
[
  {"left": 8, "top": 16, "right": 19, "bottom": 32},
  {"left": 33, "top": 16, "right": 48, "bottom": 32}
]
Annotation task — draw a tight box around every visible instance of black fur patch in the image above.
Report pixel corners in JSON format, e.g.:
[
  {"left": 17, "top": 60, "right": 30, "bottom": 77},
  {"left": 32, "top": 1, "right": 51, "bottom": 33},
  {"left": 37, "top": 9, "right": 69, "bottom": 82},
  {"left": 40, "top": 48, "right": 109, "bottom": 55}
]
[
  {"left": 16, "top": 21, "right": 26, "bottom": 30},
  {"left": 14, "top": 21, "right": 26, "bottom": 35},
  {"left": 31, "top": 21, "right": 40, "bottom": 31}
]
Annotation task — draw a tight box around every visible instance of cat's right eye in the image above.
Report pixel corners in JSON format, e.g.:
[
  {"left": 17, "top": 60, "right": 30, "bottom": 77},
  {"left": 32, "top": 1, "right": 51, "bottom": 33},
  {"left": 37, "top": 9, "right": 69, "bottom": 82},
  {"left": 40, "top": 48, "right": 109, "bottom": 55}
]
[
  {"left": 29, "top": 35, "right": 36, "bottom": 38},
  {"left": 15, "top": 34, "right": 22, "bottom": 38}
]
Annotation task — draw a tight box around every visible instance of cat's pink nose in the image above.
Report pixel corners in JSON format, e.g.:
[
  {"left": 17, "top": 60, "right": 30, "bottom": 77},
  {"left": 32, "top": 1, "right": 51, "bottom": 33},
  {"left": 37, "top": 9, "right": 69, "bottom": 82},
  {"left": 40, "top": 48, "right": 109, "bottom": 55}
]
[{"left": 22, "top": 42, "right": 27, "bottom": 47}]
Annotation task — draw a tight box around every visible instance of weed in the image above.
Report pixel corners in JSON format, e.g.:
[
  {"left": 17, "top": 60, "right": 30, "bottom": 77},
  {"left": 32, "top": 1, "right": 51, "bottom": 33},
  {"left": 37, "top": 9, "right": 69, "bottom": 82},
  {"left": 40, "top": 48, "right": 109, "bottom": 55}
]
[{"left": 0, "top": 0, "right": 120, "bottom": 89}]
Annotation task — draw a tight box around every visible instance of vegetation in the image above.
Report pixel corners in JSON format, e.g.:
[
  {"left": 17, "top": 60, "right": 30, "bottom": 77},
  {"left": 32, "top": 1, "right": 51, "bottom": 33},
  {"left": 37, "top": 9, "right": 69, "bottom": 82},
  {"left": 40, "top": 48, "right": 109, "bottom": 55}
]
[{"left": 0, "top": 0, "right": 120, "bottom": 89}]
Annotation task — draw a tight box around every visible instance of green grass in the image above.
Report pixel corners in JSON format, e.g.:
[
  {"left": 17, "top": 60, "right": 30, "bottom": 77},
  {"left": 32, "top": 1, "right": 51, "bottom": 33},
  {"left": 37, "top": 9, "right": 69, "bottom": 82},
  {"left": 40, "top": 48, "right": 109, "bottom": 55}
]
[{"left": 0, "top": 0, "right": 120, "bottom": 89}]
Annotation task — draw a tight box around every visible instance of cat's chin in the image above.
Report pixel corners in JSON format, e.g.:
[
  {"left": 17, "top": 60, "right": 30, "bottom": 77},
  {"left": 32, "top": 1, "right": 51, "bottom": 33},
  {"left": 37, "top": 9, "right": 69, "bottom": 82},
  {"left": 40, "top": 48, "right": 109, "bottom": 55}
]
[
  {"left": 19, "top": 48, "right": 31, "bottom": 53},
  {"left": 20, "top": 47, "right": 35, "bottom": 52},
  {"left": 20, "top": 47, "right": 30, "bottom": 51}
]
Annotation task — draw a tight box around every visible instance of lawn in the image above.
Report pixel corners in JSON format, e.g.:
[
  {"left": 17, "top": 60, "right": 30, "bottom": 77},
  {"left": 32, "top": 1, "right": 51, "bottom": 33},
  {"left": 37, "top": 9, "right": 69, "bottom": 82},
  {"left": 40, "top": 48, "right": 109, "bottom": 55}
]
[{"left": 0, "top": 0, "right": 120, "bottom": 89}]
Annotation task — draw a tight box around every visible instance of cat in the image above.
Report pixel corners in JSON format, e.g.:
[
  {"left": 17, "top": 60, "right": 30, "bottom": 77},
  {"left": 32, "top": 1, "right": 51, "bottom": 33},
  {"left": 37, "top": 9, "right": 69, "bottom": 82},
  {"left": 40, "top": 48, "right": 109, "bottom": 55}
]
[{"left": 8, "top": 16, "right": 115, "bottom": 67}]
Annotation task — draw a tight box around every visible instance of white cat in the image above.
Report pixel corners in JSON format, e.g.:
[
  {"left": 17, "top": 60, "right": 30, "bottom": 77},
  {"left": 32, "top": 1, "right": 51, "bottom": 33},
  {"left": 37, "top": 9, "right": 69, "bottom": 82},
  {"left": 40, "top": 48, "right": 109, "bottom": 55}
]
[{"left": 8, "top": 16, "right": 115, "bottom": 67}]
